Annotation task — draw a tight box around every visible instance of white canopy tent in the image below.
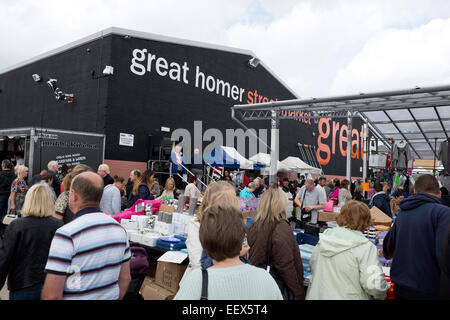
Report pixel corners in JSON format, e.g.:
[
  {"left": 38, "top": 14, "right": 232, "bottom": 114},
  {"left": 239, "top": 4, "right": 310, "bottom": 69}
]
[
  {"left": 281, "top": 156, "right": 322, "bottom": 175},
  {"left": 249, "top": 153, "right": 292, "bottom": 173}
]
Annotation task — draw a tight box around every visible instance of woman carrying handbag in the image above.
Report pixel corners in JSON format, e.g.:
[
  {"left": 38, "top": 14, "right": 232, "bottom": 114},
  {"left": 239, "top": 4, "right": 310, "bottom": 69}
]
[
  {"left": 9, "top": 165, "right": 29, "bottom": 217},
  {"left": 247, "top": 185, "right": 306, "bottom": 300}
]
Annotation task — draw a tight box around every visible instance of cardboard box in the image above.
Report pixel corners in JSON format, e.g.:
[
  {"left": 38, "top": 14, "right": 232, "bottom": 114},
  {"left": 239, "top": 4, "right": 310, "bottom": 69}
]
[
  {"left": 159, "top": 204, "right": 175, "bottom": 213},
  {"left": 139, "top": 232, "right": 160, "bottom": 247},
  {"left": 130, "top": 232, "right": 143, "bottom": 243},
  {"left": 370, "top": 206, "right": 392, "bottom": 227},
  {"left": 318, "top": 211, "right": 339, "bottom": 222},
  {"left": 121, "top": 219, "right": 138, "bottom": 230},
  {"left": 155, "top": 261, "right": 187, "bottom": 293},
  {"left": 374, "top": 224, "right": 391, "bottom": 232},
  {"left": 140, "top": 277, "right": 174, "bottom": 300}
]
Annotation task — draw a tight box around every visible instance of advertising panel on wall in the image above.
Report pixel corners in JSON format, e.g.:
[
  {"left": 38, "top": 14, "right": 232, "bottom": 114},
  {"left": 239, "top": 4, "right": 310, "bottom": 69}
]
[{"left": 31, "top": 128, "right": 105, "bottom": 175}]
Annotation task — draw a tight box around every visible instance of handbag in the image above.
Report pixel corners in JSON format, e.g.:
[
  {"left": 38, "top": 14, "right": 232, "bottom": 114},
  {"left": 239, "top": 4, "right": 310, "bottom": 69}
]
[
  {"left": 260, "top": 221, "right": 294, "bottom": 300},
  {"left": 200, "top": 268, "right": 208, "bottom": 300},
  {"left": 2, "top": 209, "right": 19, "bottom": 225},
  {"left": 323, "top": 200, "right": 334, "bottom": 212},
  {"left": 299, "top": 188, "right": 311, "bottom": 222}
]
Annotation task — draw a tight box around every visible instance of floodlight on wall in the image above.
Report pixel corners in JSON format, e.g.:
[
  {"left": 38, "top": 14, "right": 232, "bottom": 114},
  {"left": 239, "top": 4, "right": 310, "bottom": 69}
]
[
  {"left": 123, "top": 35, "right": 131, "bottom": 40},
  {"left": 32, "top": 74, "right": 42, "bottom": 82},
  {"left": 92, "top": 65, "right": 114, "bottom": 79},
  {"left": 103, "top": 65, "right": 114, "bottom": 75},
  {"left": 248, "top": 57, "right": 260, "bottom": 68}
]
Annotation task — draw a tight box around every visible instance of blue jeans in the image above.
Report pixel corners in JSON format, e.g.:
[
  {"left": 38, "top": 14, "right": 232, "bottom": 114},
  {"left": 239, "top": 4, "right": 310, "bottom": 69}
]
[{"left": 9, "top": 284, "right": 43, "bottom": 300}]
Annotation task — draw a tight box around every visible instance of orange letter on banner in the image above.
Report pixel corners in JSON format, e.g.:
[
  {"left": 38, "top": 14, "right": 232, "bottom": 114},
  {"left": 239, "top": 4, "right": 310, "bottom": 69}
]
[
  {"left": 317, "top": 118, "right": 331, "bottom": 165},
  {"left": 340, "top": 124, "right": 348, "bottom": 157},
  {"left": 332, "top": 121, "right": 340, "bottom": 154},
  {"left": 360, "top": 125, "right": 364, "bottom": 160},
  {"left": 352, "top": 128, "right": 359, "bottom": 159}
]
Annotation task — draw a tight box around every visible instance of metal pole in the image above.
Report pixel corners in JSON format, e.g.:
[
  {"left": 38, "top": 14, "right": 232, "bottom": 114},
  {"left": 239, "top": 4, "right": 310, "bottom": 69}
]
[
  {"left": 434, "top": 138, "right": 437, "bottom": 175},
  {"left": 298, "top": 143, "right": 307, "bottom": 162},
  {"left": 363, "top": 123, "right": 368, "bottom": 182},
  {"left": 346, "top": 111, "right": 353, "bottom": 181},
  {"left": 269, "top": 110, "right": 279, "bottom": 184},
  {"left": 306, "top": 145, "right": 314, "bottom": 167}
]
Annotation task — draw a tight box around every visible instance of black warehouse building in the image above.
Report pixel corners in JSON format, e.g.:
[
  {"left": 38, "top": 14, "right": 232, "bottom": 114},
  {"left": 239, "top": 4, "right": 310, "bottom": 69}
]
[{"left": 0, "top": 27, "right": 364, "bottom": 179}]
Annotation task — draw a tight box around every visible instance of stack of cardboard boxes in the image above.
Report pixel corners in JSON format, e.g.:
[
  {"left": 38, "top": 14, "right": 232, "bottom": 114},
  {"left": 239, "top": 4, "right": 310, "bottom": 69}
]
[
  {"left": 317, "top": 206, "right": 393, "bottom": 233},
  {"left": 140, "top": 259, "right": 188, "bottom": 300}
]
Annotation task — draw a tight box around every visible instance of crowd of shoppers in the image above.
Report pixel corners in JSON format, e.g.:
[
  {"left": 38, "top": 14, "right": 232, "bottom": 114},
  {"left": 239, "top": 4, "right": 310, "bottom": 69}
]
[{"left": 1, "top": 154, "right": 450, "bottom": 301}]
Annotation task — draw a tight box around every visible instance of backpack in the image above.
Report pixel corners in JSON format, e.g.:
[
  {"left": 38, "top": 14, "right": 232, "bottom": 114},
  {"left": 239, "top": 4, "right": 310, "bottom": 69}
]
[{"left": 123, "top": 245, "right": 149, "bottom": 300}]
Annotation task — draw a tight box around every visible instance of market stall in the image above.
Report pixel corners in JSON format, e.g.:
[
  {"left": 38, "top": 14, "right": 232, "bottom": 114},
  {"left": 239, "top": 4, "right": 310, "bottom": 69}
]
[
  {"left": 280, "top": 156, "right": 322, "bottom": 175},
  {"left": 249, "top": 152, "right": 291, "bottom": 173},
  {"left": 203, "top": 146, "right": 266, "bottom": 170}
]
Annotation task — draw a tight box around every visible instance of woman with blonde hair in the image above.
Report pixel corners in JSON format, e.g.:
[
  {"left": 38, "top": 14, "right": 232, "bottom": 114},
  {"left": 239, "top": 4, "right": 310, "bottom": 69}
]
[
  {"left": 247, "top": 186, "right": 305, "bottom": 300},
  {"left": 10, "top": 165, "right": 29, "bottom": 214},
  {"left": 0, "top": 183, "right": 63, "bottom": 300},
  {"left": 181, "top": 181, "right": 239, "bottom": 283},
  {"left": 306, "top": 201, "right": 389, "bottom": 300},
  {"left": 158, "top": 177, "right": 178, "bottom": 199}
]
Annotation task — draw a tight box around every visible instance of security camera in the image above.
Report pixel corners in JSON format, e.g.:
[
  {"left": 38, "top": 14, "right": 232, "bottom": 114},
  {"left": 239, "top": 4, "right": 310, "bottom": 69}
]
[
  {"left": 47, "top": 79, "right": 57, "bottom": 91},
  {"left": 32, "top": 74, "right": 42, "bottom": 82},
  {"left": 102, "top": 65, "right": 114, "bottom": 75}
]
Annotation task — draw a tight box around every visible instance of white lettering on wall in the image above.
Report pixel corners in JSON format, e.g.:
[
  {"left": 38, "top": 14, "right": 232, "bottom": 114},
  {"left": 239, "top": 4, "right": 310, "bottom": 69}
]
[{"left": 130, "top": 48, "right": 246, "bottom": 102}]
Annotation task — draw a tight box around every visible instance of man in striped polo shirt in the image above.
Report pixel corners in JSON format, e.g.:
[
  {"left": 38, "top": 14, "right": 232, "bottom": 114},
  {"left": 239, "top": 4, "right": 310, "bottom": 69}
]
[{"left": 41, "top": 171, "right": 131, "bottom": 300}]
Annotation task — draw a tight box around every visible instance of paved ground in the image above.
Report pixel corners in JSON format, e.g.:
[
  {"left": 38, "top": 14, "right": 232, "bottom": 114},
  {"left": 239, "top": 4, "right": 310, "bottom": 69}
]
[{"left": 0, "top": 284, "right": 8, "bottom": 300}]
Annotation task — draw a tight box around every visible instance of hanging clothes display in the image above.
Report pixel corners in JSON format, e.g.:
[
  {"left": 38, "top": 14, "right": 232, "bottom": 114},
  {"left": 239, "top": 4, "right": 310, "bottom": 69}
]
[
  {"left": 390, "top": 141, "right": 411, "bottom": 170},
  {"left": 369, "top": 153, "right": 387, "bottom": 168},
  {"left": 438, "top": 139, "right": 450, "bottom": 173},
  {"left": 391, "top": 173, "right": 407, "bottom": 194},
  {"left": 438, "top": 175, "right": 450, "bottom": 192}
]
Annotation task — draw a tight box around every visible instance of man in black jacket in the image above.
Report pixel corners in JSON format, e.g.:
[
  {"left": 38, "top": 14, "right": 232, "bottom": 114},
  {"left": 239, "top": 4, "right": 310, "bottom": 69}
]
[
  {"left": 47, "top": 160, "right": 61, "bottom": 197},
  {"left": 441, "top": 187, "right": 450, "bottom": 207},
  {"left": 0, "top": 160, "right": 16, "bottom": 222},
  {"left": 97, "top": 163, "right": 114, "bottom": 187},
  {"left": 381, "top": 174, "right": 450, "bottom": 300},
  {"left": 442, "top": 224, "right": 450, "bottom": 299}
]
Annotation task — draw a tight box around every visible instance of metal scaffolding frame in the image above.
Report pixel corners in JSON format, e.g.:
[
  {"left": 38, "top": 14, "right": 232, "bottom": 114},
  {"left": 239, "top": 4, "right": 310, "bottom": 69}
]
[{"left": 231, "top": 84, "right": 450, "bottom": 182}]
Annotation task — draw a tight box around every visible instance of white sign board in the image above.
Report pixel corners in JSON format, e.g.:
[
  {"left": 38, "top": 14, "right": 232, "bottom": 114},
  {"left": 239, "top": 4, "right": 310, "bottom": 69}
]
[
  {"left": 157, "top": 251, "right": 188, "bottom": 264},
  {"left": 119, "top": 133, "right": 134, "bottom": 147}
]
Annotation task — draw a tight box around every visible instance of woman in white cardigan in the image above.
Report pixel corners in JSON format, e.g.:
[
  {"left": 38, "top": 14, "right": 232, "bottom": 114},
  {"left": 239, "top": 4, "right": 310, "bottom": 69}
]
[
  {"left": 180, "top": 181, "right": 239, "bottom": 284},
  {"left": 338, "top": 179, "right": 353, "bottom": 208}
]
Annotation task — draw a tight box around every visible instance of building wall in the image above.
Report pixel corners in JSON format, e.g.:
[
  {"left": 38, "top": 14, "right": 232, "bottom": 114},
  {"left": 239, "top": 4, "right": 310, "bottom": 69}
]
[
  {"left": 0, "top": 31, "right": 365, "bottom": 177},
  {"left": 0, "top": 37, "right": 111, "bottom": 135},
  {"left": 104, "top": 159, "right": 147, "bottom": 181},
  {"left": 104, "top": 34, "right": 296, "bottom": 163}
]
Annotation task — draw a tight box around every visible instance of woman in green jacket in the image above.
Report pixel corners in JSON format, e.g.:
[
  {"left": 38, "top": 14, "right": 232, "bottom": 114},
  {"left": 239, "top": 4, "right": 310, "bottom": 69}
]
[{"left": 306, "top": 201, "right": 389, "bottom": 300}]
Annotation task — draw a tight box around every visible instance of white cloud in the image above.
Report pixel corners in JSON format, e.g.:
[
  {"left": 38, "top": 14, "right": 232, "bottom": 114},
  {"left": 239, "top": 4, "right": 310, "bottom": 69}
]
[
  {"left": 330, "top": 18, "right": 450, "bottom": 95},
  {"left": 0, "top": 0, "right": 252, "bottom": 70},
  {"left": 3, "top": 0, "right": 450, "bottom": 100},
  {"left": 225, "top": 0, "right": 450, "bottom": 97}
]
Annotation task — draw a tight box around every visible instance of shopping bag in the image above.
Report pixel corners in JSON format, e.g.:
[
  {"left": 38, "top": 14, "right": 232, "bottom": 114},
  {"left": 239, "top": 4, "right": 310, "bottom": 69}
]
[
  {"left": 2, "top": 209, "right": 19, "bottom": 225},
  {"left": 323, "top": 200, "right": 334, "bottom": 212}
]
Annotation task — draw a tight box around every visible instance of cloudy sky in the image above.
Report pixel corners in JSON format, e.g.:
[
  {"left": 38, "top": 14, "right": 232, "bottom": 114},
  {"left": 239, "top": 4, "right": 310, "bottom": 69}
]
[{"left": 2, "top": 0, "right": 450, "bottom": 98}]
